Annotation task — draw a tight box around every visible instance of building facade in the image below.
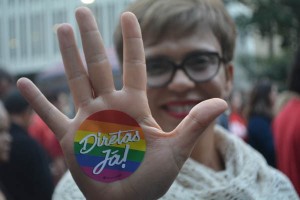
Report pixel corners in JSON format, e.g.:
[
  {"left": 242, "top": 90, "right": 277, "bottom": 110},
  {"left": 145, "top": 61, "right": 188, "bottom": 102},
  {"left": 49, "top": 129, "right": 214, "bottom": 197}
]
[{"left": 0, "top": 0, "right": 131, "bottom": 75}]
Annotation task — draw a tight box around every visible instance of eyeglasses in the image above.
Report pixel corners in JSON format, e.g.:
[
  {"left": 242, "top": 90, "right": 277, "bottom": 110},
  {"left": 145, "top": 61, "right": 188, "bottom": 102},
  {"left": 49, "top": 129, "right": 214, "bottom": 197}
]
[{"left": 146, "top": 51, "right": 225, "bottom": 88}]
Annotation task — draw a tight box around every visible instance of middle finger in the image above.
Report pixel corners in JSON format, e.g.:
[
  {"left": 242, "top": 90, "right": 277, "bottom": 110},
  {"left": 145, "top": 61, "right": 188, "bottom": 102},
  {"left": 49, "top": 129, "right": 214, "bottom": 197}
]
[{"left": 76, "top": 7, "right": 115, "bottom": 96}]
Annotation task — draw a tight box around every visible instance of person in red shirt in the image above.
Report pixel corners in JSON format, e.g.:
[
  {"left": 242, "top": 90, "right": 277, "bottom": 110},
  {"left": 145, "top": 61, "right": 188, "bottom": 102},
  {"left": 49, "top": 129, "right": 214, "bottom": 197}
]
[{"left": 273, "top": 47, "right": 300, "bottom": 195}]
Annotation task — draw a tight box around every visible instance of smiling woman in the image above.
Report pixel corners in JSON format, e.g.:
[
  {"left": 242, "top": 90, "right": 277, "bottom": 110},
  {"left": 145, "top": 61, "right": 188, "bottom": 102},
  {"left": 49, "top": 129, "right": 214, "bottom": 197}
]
[{"left": 16, "top": 0, "right": 299, "bottom": 199}]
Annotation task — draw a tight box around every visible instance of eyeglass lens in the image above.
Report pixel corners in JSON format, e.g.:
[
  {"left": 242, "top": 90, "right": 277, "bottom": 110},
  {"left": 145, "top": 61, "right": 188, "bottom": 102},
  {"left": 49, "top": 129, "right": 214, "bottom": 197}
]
[{"left": 146, "top": 52, "right": 221, "bottom": 87}]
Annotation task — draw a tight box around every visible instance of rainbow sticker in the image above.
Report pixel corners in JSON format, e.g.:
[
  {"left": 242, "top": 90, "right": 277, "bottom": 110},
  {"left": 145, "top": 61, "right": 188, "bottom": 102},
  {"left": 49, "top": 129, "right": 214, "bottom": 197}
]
[{"left": 74, "top": 110, "right": 146, "bottom": 183}]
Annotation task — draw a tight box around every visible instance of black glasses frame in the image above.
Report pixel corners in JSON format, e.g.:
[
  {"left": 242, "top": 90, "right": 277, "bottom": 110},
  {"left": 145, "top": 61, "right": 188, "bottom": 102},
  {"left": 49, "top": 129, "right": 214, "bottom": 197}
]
[{"left": 146, "top": 51, "right": 226, "bottom": 88}]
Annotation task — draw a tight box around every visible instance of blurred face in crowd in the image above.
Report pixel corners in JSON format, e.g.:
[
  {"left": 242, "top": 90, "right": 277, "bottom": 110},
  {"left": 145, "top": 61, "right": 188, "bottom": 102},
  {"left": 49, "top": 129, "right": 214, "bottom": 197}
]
[
  {"left": 145, "top": 30, "right": 233, "bottom": 132},
  {"left": 270, "top": 84, "right": 278, "bottom": 106},
  {"left": 0, "top": 103, "right": 12, "bottom": 162},
  {"left": 0, "top": 79, "right": 13, "bottom": 99}
]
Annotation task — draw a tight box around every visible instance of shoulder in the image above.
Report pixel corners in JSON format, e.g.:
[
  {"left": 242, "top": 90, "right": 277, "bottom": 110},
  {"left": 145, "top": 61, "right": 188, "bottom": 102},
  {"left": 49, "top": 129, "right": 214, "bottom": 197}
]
[
  {"left": 278, "top": 98, "right": 300, "bottom": 116},
  {"left": 266, "top": 167, "right": 299, "bottom": 199}
]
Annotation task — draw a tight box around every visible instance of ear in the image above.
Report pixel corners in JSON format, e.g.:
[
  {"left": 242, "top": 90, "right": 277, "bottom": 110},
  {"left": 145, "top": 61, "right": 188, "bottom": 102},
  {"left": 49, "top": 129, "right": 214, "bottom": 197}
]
[{"left": 223, "top": 63, "right": 234, "bottom": 100}]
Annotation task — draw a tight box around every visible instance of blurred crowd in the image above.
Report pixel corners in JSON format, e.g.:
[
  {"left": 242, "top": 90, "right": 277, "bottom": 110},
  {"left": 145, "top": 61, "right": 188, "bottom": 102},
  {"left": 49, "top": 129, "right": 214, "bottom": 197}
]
[
  {"left": 0, "top": 67, "right": 69, "bottom": 199},
  {"left": 0, "top": 47, "right": 300, "bottom": 199},
  {"left": 217, "top": 46, "right": 300, "bottom": 195},
  {"left": 0, "top": 47, "right": 299, "bottom": 199},
  {"left": 0, "top": 46, "right": 300, "bottom": 198}
]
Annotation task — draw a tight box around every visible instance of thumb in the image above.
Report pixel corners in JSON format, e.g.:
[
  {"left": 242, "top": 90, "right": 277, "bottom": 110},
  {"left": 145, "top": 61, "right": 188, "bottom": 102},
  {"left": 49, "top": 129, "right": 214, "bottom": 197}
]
[{"left": 171, "top": 98, "right": 227, "bottom": 165}]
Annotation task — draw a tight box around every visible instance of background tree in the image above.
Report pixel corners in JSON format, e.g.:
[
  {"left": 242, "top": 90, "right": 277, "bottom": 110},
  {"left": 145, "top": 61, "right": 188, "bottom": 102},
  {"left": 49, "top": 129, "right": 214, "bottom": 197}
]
[{"left": 224, "top": 0, "right": 300, "bottom": 90}]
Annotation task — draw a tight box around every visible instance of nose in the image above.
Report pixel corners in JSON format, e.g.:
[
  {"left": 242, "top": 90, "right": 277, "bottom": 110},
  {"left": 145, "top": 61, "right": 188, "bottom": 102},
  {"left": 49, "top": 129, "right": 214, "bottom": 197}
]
[{"left": 167, "top": 70, "right": 195, "bottom": 92}]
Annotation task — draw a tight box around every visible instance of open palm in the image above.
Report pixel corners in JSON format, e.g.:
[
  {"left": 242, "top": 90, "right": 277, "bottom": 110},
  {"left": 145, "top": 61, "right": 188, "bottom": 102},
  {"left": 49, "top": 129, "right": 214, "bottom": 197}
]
[{"left": 17, "top": 7, "right": 227, "bottom": 200}]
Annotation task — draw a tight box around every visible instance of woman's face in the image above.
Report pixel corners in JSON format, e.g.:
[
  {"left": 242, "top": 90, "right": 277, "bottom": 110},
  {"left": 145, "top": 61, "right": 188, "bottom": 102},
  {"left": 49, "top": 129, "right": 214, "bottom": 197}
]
[
  {"left": 144, "top": 31, "right": 233, "bottom": 131},
  {"left": 0, "top": 105, "right": 12, "bottom": 162}
]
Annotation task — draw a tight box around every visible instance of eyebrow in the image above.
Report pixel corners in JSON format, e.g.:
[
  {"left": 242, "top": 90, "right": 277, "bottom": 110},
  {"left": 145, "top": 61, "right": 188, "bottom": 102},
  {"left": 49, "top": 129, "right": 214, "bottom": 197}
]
[{"left": 146, "top": 50, "right": 221, "bottom": 61}]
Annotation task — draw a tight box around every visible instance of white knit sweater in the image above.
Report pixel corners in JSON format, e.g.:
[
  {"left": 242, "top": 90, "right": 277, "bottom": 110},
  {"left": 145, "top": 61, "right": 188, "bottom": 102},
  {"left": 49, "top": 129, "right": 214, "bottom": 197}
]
[{"left": 52, "top": 126, "right": 299, "bottom": 200}]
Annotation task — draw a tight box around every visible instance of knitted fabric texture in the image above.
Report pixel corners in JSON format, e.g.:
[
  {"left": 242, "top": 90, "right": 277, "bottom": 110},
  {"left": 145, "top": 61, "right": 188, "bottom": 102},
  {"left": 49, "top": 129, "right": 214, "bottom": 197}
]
[
  {"left": 160, "top": 126, "right": 298, "bottom": 200},
  {"left": 52, "top": 126, "right": 299, "bottom": 200}
]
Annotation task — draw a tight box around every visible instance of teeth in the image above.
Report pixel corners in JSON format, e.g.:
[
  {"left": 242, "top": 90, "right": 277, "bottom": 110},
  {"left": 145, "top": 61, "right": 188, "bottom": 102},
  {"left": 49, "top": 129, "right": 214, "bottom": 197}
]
[{"left": 167, "top": 104, "right": 195, "bottom": 113}]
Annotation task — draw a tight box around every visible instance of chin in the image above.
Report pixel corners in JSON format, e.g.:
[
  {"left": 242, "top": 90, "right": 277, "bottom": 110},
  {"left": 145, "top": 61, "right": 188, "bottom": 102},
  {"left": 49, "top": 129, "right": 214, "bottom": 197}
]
[{"left": 158, "top": 120, "right": 180, "bottom": 132}]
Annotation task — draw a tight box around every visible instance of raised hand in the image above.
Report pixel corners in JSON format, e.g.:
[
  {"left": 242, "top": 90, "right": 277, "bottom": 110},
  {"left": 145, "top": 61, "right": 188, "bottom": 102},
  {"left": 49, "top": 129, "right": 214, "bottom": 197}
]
[{"left": 17, "top": 7, "right": 227, "bottom": 200}]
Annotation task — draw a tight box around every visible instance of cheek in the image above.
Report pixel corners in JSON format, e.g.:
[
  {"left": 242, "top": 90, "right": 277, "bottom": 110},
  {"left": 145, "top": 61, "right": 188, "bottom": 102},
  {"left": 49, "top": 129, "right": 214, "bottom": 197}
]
[
  {"left": 211, "top": 69, "right": 232, "bottom": 99},
  {"left": 147, "top": 89, "right": 160, "bottom": 111},
  {"left": 199, "top": 78, "right": 225, "bottom": 99}
]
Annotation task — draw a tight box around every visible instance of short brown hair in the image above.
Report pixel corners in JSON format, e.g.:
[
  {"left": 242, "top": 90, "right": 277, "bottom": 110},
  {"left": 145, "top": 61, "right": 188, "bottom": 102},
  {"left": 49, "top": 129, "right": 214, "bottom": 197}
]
[{"left": 114, "top": 0, "right": 236, "bottom": 64}]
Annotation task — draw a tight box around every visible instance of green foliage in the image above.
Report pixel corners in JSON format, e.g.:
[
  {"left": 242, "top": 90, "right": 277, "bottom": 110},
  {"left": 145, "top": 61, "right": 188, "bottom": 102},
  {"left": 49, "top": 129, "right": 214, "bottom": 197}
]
[
  {"left": 237, "top": 52, "right": 294, "bottom": 89},
  {"left": 225, "top": 0, "right": 299, "bottom": 87},
  {"left": 228, "top": 0, "right": 300, "bottom": 51}
]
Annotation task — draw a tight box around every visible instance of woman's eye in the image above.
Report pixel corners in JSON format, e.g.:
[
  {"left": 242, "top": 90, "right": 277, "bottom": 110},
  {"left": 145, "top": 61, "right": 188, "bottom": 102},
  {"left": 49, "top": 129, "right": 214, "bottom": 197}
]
[{"left": 147, "top": 61, "right": 171, "bottom": 75}]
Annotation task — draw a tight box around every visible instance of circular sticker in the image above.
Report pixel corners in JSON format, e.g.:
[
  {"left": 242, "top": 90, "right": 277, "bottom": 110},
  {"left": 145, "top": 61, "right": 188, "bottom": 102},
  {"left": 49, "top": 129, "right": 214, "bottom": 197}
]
[{"left": 74, "top": 110, "right": 146, "bottom": 183}]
